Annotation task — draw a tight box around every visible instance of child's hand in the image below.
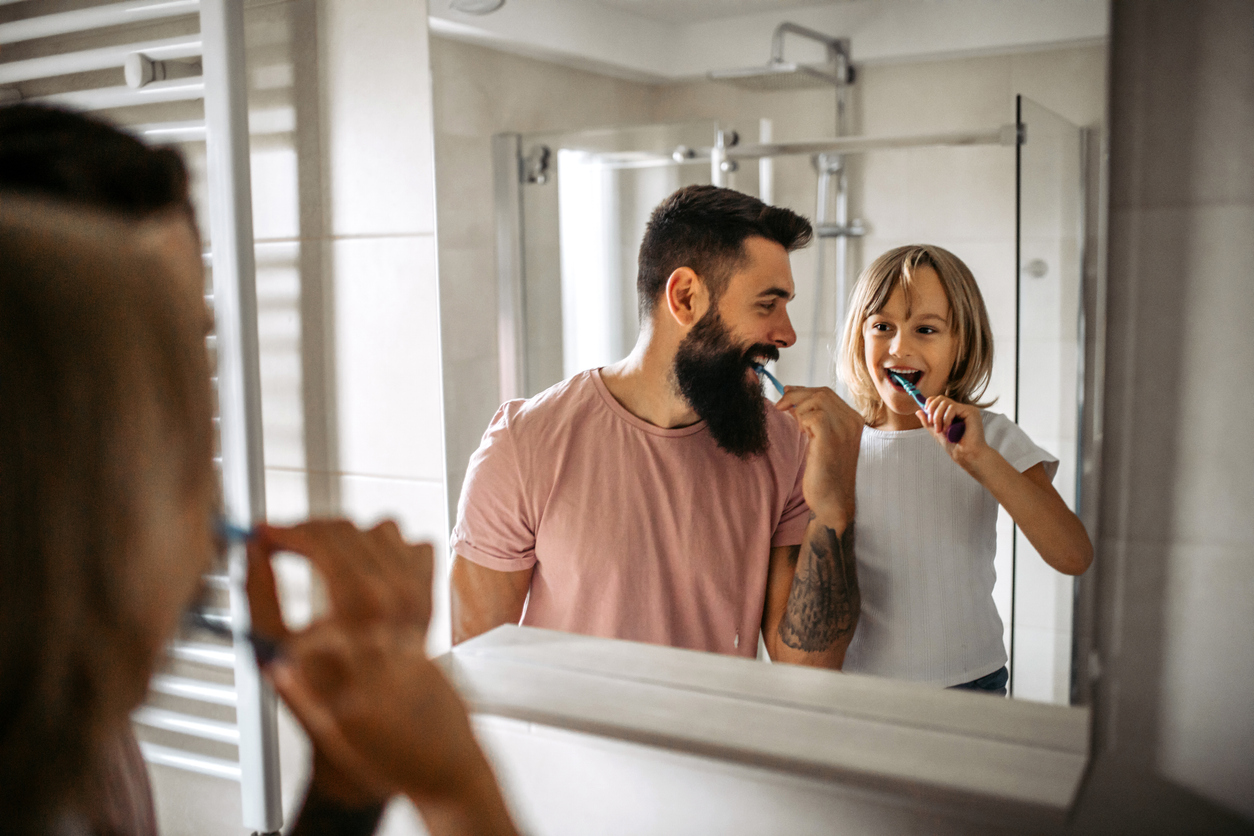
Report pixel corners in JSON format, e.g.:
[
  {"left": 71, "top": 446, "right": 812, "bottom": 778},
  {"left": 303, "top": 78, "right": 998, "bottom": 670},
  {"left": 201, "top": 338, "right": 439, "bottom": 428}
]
[{"left": 919, "top": 396, "right": 988, "bottom": 468}]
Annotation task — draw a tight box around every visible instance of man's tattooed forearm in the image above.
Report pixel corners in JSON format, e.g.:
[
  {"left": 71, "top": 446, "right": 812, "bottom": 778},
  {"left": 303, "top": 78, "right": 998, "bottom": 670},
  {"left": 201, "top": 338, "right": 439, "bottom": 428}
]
[{"left": 778, "top": 515, "right": 859, "bottom": 652}]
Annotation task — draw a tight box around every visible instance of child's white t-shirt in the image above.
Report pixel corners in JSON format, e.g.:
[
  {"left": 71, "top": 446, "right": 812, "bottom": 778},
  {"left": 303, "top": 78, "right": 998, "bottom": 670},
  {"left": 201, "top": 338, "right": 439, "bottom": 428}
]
[{"left": 842, "top": 411, "right": 1058, "bottom": 686}]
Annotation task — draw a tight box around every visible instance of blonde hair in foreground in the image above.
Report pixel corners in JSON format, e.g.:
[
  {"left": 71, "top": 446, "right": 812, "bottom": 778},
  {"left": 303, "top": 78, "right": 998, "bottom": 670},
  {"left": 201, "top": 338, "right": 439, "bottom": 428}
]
[{"left": 838, "top": 244, "right": 995, "bottom": 427}]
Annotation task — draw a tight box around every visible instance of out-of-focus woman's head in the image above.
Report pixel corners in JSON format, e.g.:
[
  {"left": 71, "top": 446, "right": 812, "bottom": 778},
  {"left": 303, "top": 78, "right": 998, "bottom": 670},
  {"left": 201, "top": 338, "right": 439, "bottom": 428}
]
[
  {"left": 0, "top": 196, "right": 214, "bottom": 829},
  {"left": 0, "top": 103, "right": 192, "bottom": 220}
]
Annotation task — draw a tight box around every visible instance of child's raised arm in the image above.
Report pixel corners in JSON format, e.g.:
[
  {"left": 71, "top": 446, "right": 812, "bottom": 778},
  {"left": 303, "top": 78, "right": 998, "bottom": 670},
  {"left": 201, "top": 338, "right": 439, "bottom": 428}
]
[{"left": 919, "top": 396, "right": 1093, "bottom": 576}]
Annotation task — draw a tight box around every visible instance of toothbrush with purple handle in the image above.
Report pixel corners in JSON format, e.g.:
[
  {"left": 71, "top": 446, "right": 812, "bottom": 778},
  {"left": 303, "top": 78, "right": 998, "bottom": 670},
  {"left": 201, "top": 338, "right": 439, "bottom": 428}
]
[
  {"left": 752, "top": 362, "right": 786, "bottom": 397},
  {"left": 888, "top": 370, "right": 966, "bottom": 443}
]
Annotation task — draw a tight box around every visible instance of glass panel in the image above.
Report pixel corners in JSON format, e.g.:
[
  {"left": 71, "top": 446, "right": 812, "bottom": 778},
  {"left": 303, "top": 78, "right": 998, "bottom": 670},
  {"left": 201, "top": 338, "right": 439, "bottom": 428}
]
[
  {"left": 517, "top": 121, "right": 719, "bottom": 397},
  {"left": 1013, "top": 96, "right": 1085, "bottom": 703}
]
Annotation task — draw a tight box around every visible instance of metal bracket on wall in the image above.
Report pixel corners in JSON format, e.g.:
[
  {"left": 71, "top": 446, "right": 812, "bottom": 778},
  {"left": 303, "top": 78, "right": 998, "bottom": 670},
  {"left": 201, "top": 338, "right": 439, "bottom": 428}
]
[{"left": 522, "top": 144, "right": 551, "bottom": 184}]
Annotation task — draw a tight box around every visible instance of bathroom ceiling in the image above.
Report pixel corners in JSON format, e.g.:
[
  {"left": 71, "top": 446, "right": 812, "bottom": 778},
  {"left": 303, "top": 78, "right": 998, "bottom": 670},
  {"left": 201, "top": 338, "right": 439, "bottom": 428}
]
[
  {"left": 430, "top": 0, "right": 1108, "bottom": 83},
  {"left": 589, "top": 0, "right": 843, "bottom": 25}
]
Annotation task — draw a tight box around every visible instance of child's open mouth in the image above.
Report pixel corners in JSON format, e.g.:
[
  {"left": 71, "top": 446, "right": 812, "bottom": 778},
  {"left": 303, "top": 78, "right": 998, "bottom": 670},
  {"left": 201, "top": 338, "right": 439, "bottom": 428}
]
[{"left": 886, "top": 369, "right": 923, "bottom": 390}]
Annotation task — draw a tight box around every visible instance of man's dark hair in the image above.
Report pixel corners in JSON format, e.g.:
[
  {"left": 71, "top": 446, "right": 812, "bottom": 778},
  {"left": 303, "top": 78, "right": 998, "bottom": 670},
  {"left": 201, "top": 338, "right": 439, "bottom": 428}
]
[
  {"left": 636, "top": 184, "right": 812, "bottom": 317},
  {"left": 0, "top": 103, "right": 191, "bottom": 218}
]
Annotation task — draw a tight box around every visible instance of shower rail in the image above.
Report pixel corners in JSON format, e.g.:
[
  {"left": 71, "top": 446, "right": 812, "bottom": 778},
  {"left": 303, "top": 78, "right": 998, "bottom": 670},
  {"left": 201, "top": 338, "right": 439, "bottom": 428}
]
[
  {"left": 729, "top": 125, "right": 1019, "bottom": 160},
  {"left": 710, "top": 124, "right": 1020, "bottom": 187},
  {"left": 717, "top": 125, "right": 1018, "bottom": 179}
]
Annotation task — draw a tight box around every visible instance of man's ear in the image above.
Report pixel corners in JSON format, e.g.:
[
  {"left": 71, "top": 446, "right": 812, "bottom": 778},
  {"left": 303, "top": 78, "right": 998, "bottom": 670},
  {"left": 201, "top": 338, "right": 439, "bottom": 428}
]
[{"left": 664, "top": 267, "right": 708, "bottom": 328}]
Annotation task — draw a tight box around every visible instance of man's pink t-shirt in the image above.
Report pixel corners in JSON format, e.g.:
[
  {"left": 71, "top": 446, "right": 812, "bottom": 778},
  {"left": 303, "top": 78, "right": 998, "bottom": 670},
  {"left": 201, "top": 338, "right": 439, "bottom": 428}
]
[{"left": 451, "top": 368, "right": 811, "bottom": 658}]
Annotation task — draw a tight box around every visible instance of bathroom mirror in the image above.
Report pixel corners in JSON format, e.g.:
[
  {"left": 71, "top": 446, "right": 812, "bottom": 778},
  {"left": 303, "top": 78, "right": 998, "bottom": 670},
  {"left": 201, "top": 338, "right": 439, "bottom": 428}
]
[{"left": 430, "top": 2, "right": 1109, "bottom": 706}]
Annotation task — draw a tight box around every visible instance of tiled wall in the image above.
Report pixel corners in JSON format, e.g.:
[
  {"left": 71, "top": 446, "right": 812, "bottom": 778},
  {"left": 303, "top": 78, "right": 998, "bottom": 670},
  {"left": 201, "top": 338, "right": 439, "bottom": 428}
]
[
  {"left": 1095, "top": 0, "right": 1254, "bottom": 821},
  {"left": 124, "top": 1, "right": 447, "bottom": 834}
]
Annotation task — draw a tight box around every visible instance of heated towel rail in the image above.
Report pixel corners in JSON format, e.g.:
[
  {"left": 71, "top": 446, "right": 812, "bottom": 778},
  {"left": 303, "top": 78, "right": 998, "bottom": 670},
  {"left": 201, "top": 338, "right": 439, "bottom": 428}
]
[{"left": 0, "top": 1, "right": 280, "bottom": 831}]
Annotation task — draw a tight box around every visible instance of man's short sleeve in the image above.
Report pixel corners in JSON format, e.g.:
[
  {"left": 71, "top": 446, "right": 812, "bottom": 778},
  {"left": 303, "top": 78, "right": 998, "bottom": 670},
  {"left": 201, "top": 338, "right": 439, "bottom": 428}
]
[
  {"left": 771, "top": 432, "right": 811, "bottom": 548},
  {"left": 450, "top": 403, "right": 538, "bottom": 571}
]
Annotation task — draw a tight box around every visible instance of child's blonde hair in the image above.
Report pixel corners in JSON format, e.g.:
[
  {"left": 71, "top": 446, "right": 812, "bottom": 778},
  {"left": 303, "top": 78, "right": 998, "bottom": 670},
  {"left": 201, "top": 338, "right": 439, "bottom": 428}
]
[{"left": 838, "top": 244, "right": 995, "bottom": 426}]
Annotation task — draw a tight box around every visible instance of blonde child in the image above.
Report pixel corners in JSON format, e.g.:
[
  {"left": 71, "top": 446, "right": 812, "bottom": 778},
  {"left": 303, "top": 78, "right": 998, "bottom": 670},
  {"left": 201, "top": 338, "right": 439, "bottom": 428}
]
[{"left": 837, "top": 245, "right": 1092, "bottom": 693}]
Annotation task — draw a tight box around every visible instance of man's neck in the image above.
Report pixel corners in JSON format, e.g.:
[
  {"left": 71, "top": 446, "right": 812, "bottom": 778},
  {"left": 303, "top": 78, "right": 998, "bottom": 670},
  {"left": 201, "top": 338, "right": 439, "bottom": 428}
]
[{"left": 600, "top": 333, "right": 700, "bottom": 429}]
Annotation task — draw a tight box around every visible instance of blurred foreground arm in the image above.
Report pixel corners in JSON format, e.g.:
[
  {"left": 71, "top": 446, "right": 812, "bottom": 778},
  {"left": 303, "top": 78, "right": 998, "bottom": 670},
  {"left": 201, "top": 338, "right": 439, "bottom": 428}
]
[{"left": 247, "top": 521, "right": 519, "bottom": 836}]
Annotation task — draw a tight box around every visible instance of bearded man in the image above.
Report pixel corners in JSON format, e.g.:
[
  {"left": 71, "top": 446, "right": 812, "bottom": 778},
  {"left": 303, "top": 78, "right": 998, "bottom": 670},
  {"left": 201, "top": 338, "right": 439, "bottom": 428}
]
[{"left": 450, "top": 185, "right": 864, "bottom": 668}]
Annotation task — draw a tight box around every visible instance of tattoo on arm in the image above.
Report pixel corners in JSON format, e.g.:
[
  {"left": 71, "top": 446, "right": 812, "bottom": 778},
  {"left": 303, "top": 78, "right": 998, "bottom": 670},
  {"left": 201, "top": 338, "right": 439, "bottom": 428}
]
[{"left": 778, "top": 514, "right": 859, "bottom": 652}]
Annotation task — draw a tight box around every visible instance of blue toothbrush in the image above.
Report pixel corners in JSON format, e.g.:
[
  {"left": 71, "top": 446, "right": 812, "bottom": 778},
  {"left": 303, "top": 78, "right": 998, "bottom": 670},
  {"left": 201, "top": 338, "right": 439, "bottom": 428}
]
[
  {"left": 887, "top": 370, "right": 966, "bottom": 443},
  {"left": 185, "top": 519, "right": 282, "bottom": 666},
  {"left": 752, "top": 362, "right": 786, "bottom": 397}
]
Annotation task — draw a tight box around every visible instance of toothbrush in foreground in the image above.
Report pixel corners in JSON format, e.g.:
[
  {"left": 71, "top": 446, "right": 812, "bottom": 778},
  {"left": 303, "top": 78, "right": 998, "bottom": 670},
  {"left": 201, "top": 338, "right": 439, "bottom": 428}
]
[
  {"left": 888, "top": 370, "right": 966, "bottom": 443},
  {"left": 752, "top": 362, "right": 786, "bottom": 397},
  {"left": 184, "top": 519, "right": 282, "bottom": 666}
]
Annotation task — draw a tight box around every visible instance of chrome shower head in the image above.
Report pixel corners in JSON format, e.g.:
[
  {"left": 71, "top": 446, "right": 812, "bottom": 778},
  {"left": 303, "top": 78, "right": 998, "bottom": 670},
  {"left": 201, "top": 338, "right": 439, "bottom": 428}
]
[
  {"left": 709, "top": 61, "right": 843, "bottom": 91},
  {"left": 709, "top": 22, "right": 851, "bottom": 91}
]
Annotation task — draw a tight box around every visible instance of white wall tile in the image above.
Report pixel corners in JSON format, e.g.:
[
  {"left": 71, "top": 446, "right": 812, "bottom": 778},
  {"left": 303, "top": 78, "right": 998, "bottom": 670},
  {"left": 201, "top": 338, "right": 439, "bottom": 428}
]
[
  {"left": 1011, "top": 624, "right": 1071, "bottom": 705},
  {"left": 250, "top": 143, "right": 300, "bottom": 242},
  {"left": 257, "top": 241, "right": 306, "bottom": 471},
  {"left": 1013, "top": 537, "right": 1076, "bottom": 634},
  {"left": 264, "top": 468, "right": 311, "bottom": 524},
  {"left": 147, "top": 765, "right": 242, "bottom": 836},
  {"left": 321, "top": 0, "right": 437, "bottom": 236},
  {"left": 331, "top": 234, "right": 446, "bottom": 482},
  {"left": 339, "top": 473, "right": 452, "bottom": 653}
]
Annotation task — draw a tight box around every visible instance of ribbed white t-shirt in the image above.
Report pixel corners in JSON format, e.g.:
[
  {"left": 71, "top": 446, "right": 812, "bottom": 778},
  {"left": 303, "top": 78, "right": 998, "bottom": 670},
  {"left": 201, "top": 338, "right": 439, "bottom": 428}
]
[{"left": 842, "top": 411, "right": 1058, "bottom": 686}]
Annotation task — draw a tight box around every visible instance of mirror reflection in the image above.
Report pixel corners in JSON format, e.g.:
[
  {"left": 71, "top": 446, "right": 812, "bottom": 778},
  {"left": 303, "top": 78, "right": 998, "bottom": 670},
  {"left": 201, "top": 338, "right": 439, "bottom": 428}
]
[{"left": 434, "top": 4, "right": 1108, "bottom": 705}]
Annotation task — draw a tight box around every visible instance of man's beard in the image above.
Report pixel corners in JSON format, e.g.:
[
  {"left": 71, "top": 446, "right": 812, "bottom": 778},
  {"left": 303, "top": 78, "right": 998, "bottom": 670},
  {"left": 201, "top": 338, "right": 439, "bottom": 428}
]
[{"left": 673, "top": 309, "right": 779, "bottom": 459}]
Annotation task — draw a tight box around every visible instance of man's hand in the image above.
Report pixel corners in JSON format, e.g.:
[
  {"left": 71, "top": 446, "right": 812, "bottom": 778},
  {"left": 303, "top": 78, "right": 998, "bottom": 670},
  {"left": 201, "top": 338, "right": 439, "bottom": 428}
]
[
  {"left": 246, "top": 521, "right": 518, "bottom": 836},
  {"left": 775, "top": 386, "right": 864, "bottom": 530}
]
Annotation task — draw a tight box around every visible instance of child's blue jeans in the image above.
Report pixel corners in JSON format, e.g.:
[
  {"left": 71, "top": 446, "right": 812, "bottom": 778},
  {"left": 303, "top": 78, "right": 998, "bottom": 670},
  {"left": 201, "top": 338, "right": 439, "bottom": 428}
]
[{"left": 949, "top": 666, "right": 1009, "bottom": 697}]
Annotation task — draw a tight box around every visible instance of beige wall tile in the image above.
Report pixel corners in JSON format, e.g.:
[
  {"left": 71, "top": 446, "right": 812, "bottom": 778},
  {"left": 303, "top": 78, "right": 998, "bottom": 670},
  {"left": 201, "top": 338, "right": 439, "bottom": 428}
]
[
  {"left": 439, "top": 245, "right": 500, "bottom": 363},
  {"left": 1010, "top": 45, "right": 1109, "bottom": 128},
  {"left": 903, "top": 146, "right": 1016, "bottom": 242},
  {"left": 855, "top": 54, "right": 1012, "bottom": 136}
]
